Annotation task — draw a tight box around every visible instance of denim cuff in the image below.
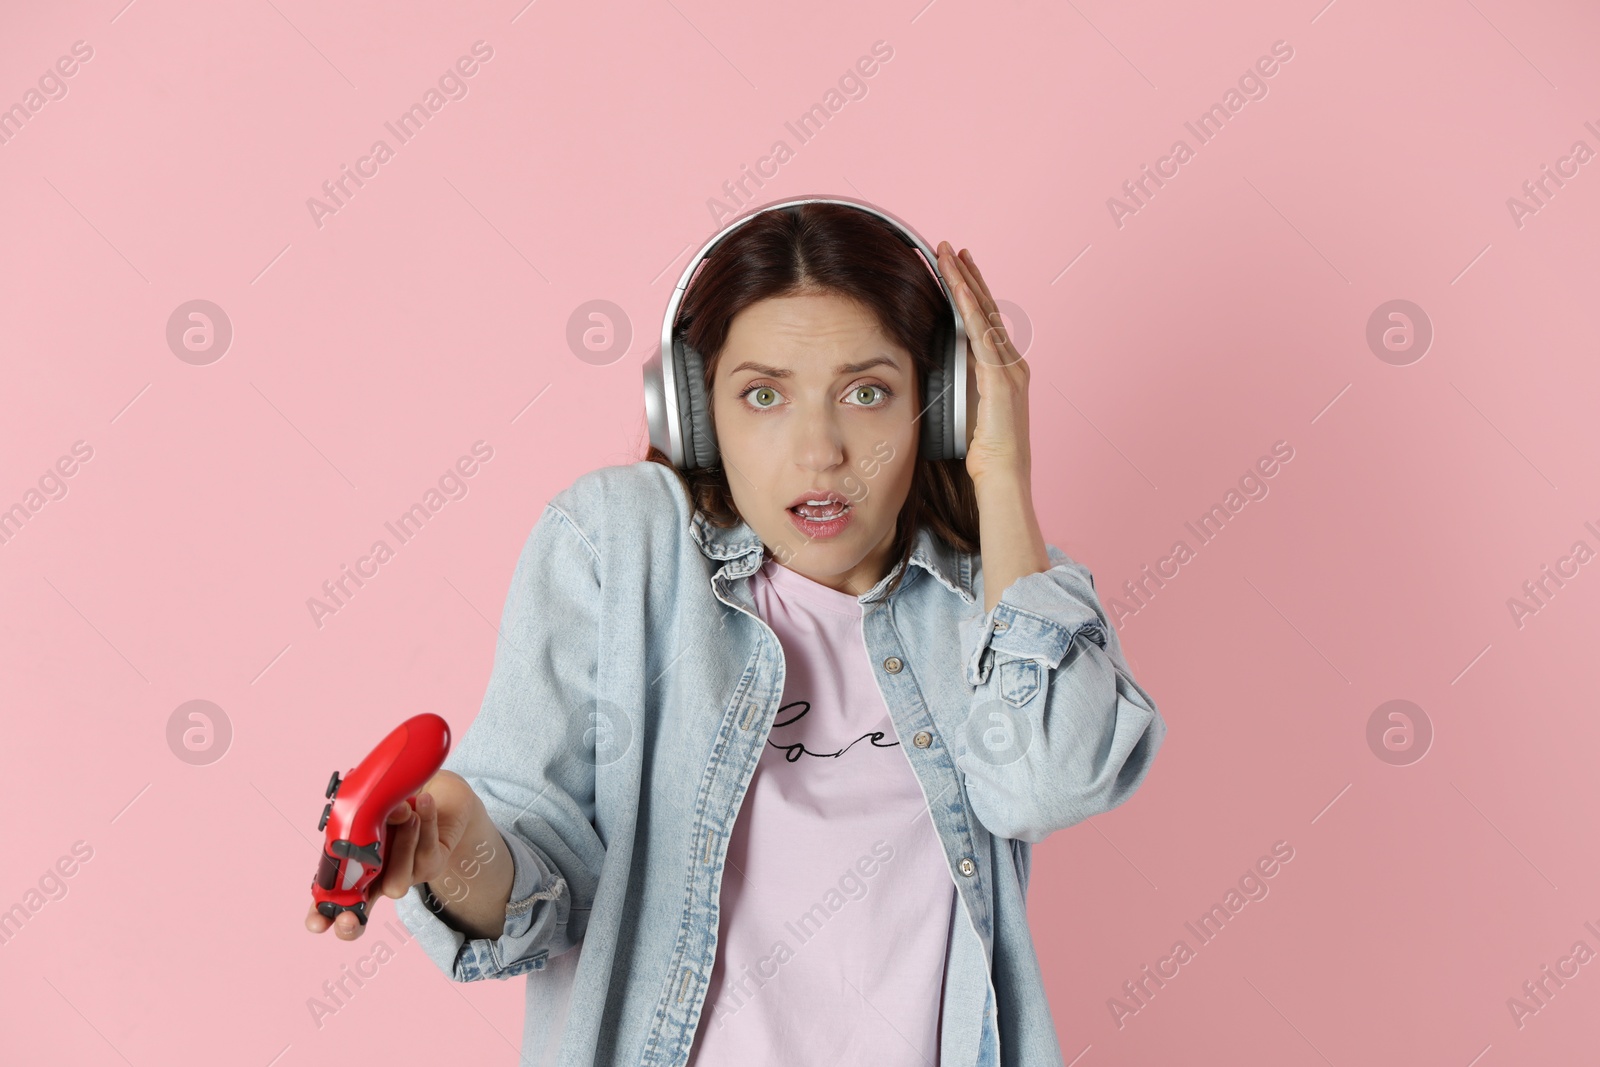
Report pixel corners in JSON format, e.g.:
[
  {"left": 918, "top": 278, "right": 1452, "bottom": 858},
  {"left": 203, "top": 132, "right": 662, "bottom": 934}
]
[
  {"left": 964, "top": 557, "right": 1107, "bottom": 687},
  {"left": 391, "top": 821, "right": 569, "bottom": 982}
]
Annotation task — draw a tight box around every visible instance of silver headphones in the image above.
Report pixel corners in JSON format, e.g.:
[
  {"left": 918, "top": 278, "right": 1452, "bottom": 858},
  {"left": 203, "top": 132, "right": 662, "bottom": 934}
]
[{"left": 642, "top": 194, "right": 977, "bottom": 471}]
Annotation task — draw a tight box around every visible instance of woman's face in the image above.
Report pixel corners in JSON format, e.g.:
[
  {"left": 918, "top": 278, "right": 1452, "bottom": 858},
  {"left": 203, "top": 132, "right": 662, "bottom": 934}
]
[{"left": 711, "top": 290, "right": 919, "bottom": 598}]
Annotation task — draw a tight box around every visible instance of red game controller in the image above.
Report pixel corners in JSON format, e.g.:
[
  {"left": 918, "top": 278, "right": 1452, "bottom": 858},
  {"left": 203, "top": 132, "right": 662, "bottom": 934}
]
[{"left": 312, "top": 713, "right": 452, "bottom": 926}]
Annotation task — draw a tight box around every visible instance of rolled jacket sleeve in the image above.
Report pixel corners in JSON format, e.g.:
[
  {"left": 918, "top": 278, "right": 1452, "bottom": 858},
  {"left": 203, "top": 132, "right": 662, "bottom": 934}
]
[
  {"left": 956, "top": 543, "right": 1167, "bottom": 843},
  {"left": 391, "top": 501, "right": 606, "bottom": 981},
  {"left": 394, "top": 819, "right": 574, "bottom": 981}
]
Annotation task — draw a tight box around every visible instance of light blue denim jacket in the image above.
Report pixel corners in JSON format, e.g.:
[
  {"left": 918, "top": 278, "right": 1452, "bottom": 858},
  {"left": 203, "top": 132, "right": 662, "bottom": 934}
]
[{"left": 393, "top": 460, "right": 1167, "bottom": 1066}]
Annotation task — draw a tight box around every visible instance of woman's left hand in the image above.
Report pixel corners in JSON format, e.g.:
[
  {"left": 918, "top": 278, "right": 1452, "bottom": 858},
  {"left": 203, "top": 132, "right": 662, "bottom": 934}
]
[
  {"left": 937, "top": 242, "right": 1051, "bottom": 610},
  {"left": 934, "top": 241, "right": 1031, "bottom": 493}
]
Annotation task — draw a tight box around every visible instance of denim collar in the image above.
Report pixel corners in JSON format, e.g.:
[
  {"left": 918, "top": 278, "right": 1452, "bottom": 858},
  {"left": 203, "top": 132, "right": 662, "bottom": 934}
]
[{"left": 689, "top": 509, "right": 976, "bottom": 607}]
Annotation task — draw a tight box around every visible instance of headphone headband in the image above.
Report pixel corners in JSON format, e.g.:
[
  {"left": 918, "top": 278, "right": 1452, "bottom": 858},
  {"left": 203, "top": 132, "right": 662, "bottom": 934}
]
[{"left": 643, "top": 194, "right": 973, "bottom": 471}]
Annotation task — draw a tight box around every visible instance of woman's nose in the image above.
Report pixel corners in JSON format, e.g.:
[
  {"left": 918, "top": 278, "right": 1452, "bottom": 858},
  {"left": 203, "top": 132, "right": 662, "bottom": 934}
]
[{"left": 789, "top": 407, "right": 845, "bottom": 471}]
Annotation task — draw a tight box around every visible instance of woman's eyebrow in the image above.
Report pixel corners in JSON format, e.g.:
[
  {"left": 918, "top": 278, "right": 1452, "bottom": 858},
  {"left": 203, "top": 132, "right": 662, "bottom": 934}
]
[{"left": 725, "top": 355, "right": 900, "bottom": 379}]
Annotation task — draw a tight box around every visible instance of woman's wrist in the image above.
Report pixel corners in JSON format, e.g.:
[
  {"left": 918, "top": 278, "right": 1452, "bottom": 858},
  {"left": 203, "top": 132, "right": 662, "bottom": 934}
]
[
  {"left": 976, "top": 472, "right": 1051, "bottom": 614},
  {"left": 422, "top": 811, "right": 516, "bottom": 940}
]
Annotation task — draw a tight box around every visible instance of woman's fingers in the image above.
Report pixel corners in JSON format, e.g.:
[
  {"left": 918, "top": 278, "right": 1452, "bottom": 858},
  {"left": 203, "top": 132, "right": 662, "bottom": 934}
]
[
  {"left": 304, "top": 889, "right": 366, "bottom": 940},
  {"left": 958, "top": 248, "right": 996, "bottom": 305},
  {"left": 938, "top": 242, "right": 986, "bottom": 313},
  {"left": 411, "top": 791, "right": 446, "bottom": 884},
  {"left": 938, "top": 246, "right": 1006, "bottom": 365},
  {"left": 333, "top": 910, "right": 364, "bottom": 938},
  {"left": 935, "top": 248, "right": 989, "bottom": 353},
  {"left": 954, "top": 250, "right": 998, "bottom": 322},
  {"left": 939, "top": 241, "right": 1021, "bottom": 368},
  {"left": 959, "top": 251, "right": 1016, "bottom": 359},
  {"left": 379, "top": 802, "right": 420, "bottom": 899},
  {"left": 936, "top": 242, "right": 973, "bottom": 299}
]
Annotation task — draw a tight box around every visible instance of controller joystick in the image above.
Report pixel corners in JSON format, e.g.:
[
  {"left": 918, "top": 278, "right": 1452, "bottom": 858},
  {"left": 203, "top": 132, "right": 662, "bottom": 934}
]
[{"left": 310, "top": 713, "right": 451, "bottom": 926}]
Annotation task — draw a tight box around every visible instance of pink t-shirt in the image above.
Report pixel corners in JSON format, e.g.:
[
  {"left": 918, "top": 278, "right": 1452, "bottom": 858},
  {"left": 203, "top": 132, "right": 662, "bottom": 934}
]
[{"left": 687, "top": 556, "right": 956, "bottom": 1066}]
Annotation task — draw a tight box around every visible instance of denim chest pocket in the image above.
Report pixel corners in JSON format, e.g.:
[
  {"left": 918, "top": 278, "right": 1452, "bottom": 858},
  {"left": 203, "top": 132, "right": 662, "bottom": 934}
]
[{"left": 997, "top": 657, "right": 1042, "bottom": 708}]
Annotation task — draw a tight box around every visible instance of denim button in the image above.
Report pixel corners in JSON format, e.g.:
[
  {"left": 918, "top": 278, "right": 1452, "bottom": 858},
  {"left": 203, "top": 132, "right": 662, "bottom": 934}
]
[
  {"left": 958, "top": 858, "right": 976, "bottom": 876},
  {"left": 913, "top": 731, "right": 931, "bottom": 748},
  {"left": 884, "top": 657, "right": 903, "bottom": 673},
  {"left": 993, "top": 619, "right": 1009, "bottom": 632}
]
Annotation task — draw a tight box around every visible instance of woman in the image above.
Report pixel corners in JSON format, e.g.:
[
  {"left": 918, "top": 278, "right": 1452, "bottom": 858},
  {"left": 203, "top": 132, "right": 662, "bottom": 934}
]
[{"left": 304, "top": 201, "right": 1167, "bottom": 1067}]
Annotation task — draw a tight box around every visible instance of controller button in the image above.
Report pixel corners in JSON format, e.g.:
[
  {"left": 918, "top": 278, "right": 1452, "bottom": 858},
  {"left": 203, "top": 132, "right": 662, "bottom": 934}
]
[
  {"left": 319, "top": 802, "right": 333, "bottom": 831},
  {"left": 315, "top": 851, "right": 341, "bottom": 890},
  {"left": 330, "top": 839, "right": 382, "bottom": 867},
  {"left": 326, "top": 771, "right": 342, "bottom": 799}
]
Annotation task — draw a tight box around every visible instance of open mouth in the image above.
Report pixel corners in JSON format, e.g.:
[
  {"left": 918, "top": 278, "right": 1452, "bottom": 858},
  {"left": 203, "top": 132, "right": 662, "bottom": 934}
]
[
  {"left": 784, "top": 490, "right": 855, "bottom": 537},
  {"left": 788, "top": 501, "right": 852, "bottom": 522}
]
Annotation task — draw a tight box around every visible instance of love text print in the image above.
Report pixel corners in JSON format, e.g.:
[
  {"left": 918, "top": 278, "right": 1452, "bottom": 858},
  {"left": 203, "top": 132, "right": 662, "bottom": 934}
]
[{"left": 766, "top": 699, "right": 899, "bottom": 763}]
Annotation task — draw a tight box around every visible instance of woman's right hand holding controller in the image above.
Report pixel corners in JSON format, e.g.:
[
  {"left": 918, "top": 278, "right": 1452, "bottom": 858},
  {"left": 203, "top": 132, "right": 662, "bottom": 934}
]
[{"left": 304, "top": 769, "right": 514, "bottom": 941}]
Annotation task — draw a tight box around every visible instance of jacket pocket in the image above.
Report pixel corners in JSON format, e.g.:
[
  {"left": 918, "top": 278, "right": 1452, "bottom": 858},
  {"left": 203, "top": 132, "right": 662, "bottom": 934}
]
[{"left": 997, "top": 657, "right": 1042, "bottom": 708}]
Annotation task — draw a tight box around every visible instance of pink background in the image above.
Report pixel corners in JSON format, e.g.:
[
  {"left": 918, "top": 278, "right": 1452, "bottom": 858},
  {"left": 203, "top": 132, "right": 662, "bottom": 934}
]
[{"left": 2, "top": 1, "right": 1597, "bottom": 1064}]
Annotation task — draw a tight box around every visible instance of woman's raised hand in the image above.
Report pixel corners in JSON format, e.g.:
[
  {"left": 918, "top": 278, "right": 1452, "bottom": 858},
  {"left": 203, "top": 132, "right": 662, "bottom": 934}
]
[{"left": 934, "top": 241, "right": 1032, "bottom": 495}]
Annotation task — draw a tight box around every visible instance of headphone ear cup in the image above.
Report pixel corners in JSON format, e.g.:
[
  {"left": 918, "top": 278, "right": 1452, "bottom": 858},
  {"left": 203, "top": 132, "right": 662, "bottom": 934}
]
[
  {"left": 919, "top": 319, "right": 955, "bottom": 461},
  {"left": 674, "top": 334, "right": 720, "bottom": 470}
]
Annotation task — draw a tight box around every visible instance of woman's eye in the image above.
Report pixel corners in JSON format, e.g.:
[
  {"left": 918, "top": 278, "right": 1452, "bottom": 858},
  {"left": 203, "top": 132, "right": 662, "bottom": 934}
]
[
  {"left": 744, "top": 385, "right": 781, "bottom": 409},
  {"left": 850, "top": 384, "right": 892, "bottom": 407}
]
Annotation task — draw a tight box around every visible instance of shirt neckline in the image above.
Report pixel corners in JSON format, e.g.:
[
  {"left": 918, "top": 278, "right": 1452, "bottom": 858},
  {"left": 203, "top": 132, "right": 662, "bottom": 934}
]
[{"left": 755, "top": 557, "right": 866, "bottom": 618}]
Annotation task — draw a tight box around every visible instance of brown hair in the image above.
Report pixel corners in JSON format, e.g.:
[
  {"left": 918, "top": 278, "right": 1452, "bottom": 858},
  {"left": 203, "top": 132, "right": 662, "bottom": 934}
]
[{"left": 641, "top": 201, "right": 980, "bottom": 596}]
